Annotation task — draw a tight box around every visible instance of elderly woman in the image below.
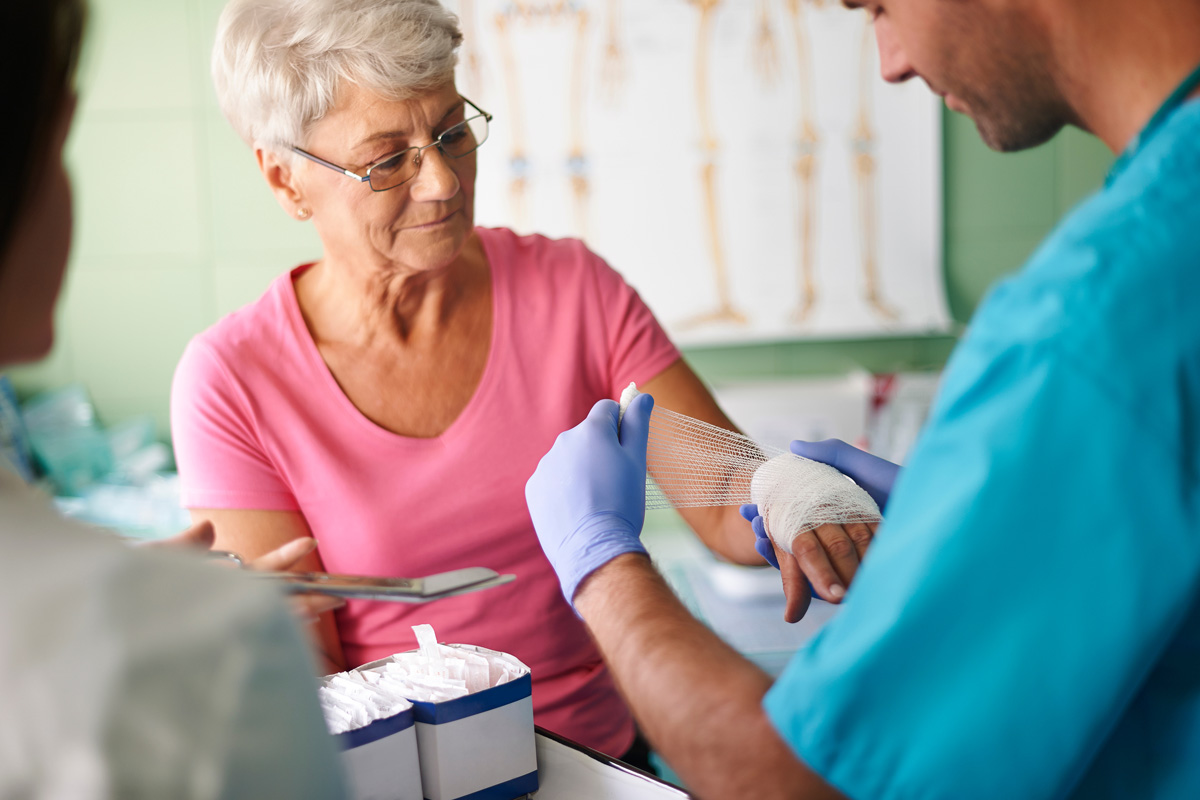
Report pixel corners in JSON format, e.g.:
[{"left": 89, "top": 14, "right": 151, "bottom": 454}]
[{"left": 172, "top": 0, "right": 874, "bottom": 761}]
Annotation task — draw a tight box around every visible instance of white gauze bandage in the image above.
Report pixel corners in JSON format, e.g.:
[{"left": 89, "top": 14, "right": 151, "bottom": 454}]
[{"left": 619, "top": 383, "right": 881, "bottom": 554}]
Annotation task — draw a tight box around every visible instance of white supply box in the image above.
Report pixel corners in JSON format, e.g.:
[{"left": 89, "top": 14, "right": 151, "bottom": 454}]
[
  {"left": 346, "top": 644, "right": 538, "bottom": 800},
  {"left": 336, "top": 704, "right": 423, "bottom": 800}
]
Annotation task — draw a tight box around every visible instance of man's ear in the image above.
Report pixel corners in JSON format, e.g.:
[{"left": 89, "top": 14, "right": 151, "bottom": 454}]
[{"left": 257, "top": 146, "right": 309, "bottom": 219}]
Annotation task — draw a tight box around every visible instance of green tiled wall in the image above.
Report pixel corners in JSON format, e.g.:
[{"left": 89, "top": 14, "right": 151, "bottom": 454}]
[{"left": 9, "top": 0, "right": 1114, "bottom": 438}]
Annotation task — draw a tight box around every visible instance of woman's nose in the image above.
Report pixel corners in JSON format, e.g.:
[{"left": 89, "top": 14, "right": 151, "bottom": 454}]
[{"left": 408, "top": 146, "right": 460, "bottom": 201}]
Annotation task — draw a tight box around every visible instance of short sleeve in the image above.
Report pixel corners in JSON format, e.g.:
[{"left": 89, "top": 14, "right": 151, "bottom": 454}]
[
  {"left": 764, "top": 334, "right": 1199, "bottom": 800},
  {"left": 170, "top": 338, "right": 299, "bottom": 510},
  {"left": 586, "top": 252, "right": 681, "bottom": 394}
]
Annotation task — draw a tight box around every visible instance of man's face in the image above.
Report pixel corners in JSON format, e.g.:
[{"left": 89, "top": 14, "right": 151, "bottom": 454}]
[{"left": 849, "top": 0, "right": 1076, "bottom": 152}]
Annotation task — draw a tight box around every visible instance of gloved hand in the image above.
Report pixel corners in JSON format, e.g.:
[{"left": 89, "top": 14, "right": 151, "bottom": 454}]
[
  {"left": 740, "top": 503, "right": 779, "bottom": 569},
  {"left": 526, "top": 394, "right": 654, "bottom": 605},
  {"left": 790, "top": 438, "right": 900, "bottom": 511}
]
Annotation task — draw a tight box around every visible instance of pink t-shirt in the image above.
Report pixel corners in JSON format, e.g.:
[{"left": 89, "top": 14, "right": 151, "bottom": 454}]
[{"left": 170, "top": 227, "right": 680, "bottom": 755}]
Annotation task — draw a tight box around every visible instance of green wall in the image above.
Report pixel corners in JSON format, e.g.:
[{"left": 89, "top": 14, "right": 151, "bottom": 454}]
[{"left": 9, "top": 0, "right": 1114, "bottom": 438}]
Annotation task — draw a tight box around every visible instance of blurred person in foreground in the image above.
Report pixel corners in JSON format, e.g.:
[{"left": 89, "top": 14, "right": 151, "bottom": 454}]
[
  {"left": 0, "top": 1, "right": 346, "bottom": 795},
  {"left": 526, "top": 0, "right": 1200, "bottom": 797},
  {"left": 170, "top": 0, "right": 877, "bottom": 763}
]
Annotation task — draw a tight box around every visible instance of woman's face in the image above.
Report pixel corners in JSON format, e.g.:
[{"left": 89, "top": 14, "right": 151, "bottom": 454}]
[
  {"left": 279, "top": 81, "right": 477, "bottom": 278},
  {"left": 0, "top": 98, "right": 74, "bottom": 365}
]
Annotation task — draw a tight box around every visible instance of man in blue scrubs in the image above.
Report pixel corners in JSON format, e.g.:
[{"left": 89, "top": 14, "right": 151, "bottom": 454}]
[{"left": 524, "top": 0, "right": 1200, "bottom": 797}]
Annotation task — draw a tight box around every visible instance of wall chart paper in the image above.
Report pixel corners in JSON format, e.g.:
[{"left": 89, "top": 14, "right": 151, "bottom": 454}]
[{"left": 450, "top": 0, "right": 949, "bottom": 344}]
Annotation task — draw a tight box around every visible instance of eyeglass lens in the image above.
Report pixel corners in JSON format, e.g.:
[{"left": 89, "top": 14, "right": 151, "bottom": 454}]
[{"left": 366, "top": 114, "right": 490, "bottom": 192}]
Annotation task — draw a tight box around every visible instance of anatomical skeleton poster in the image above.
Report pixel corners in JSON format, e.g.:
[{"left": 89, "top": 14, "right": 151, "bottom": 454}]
[{"left": 450, "top": 0, "right": 949, "bottom": 344}]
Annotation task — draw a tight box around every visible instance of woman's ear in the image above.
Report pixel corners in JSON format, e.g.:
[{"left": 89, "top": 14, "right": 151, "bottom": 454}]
[{"left": 257, "top": 147, "right": 310, "bottom": 220}]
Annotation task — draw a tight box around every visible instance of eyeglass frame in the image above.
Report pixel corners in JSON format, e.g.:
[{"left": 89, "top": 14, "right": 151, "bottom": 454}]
[{"left": 288, "top": 96, "right": 492, "bottom": 192}]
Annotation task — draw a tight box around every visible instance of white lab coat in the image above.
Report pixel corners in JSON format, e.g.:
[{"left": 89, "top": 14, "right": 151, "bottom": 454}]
[{"left": 0, "top": 466, "right": 348, "bottom": 799}]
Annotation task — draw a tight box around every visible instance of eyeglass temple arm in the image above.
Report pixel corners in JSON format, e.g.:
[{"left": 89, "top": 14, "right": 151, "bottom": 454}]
[
  {"left": 290, "top": 146, "right": 369, "bottom": 182},
  {"left": 461, "top": 96, "right": 493, "bottom": 123}
]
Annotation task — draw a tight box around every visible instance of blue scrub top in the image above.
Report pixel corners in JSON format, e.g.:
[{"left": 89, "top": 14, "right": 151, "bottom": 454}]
[{"left": 765, "top": 101, "right": 1200, "bottom": 800}]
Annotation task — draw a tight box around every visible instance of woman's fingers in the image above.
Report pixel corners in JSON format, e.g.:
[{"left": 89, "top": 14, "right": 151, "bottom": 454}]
[
  {"left": 777, "top": 544, "right": 812, "bottom": 623},
  {"left": 815, "top": 523, "right": 861, "bottom": 589},
  {"left": 247, "top": 539, "right": 343, "bottom": 625},
  {"left": 245, "top": 538, "right": 349, "bottom": 628},
  {"left": 843, "top": 521, "right": 876, "bottom": 560},
  {"left": 788, "top": 522, "right": 880, "bottom": 602},
  {"left": 789, "top": 528, "right": 846, "bottom": 601},
  {"left": 759, "top": 509, "right": 880, "bottom": 606},
  {"left": 149, "top": 529, "right": 343, "bottom": 625},
  {"left": 249, "top": 537, "right": 319, "bottom": 573}
]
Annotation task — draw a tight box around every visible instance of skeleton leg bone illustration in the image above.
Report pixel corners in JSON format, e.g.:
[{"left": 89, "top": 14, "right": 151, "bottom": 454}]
[
  {"left": 469, "top": 0, "right": 927, "bottom": 336},
  {"left": 458, "top": 0, "right": 485, "bottom": 98},
  {"left": 599, "top": 0, "right": 627, "bottom": 105},
  {"left": 490, "top": 1, "right": 605, "bottom": 239},
  {"left": 567, "top": 6, "right": 592, "bottom": 238},
  {"left": 785, "top": 0, "right": 822, "bottom": 323},
  {"left": 751, "top": 0, "right": 781, "bottom": 85},
  {"left": 680, "top": 0, "right": 748, "bottom": 330},
  {"left": 852, "top": 13, "right": 899, "bottom": 321},
  {"left": 493, "top": 8, "right": 530, "bottom": 229}
]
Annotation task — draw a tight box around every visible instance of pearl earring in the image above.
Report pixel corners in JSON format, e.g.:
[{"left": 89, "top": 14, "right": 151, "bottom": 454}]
[{"left": 296, "top": 208, "right": 311, "bottom": 220}]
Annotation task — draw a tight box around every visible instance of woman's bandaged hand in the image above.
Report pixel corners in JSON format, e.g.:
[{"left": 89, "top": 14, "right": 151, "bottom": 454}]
[{"left": 744, "top": 447, "right": 885, "bottom": 608}]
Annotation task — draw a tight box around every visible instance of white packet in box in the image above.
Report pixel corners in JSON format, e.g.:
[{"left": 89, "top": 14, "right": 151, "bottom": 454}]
[
  {"left": 321, "top": 666, "right": 422, "bottom": 800},
  {"left": 349, "top": 625, "right": 537, "bottom": 800}
]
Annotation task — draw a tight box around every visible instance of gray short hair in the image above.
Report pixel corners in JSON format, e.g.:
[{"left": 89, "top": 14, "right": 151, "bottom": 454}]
[{"left": 213, "top": 0, "right": 463, "bottom": 150}]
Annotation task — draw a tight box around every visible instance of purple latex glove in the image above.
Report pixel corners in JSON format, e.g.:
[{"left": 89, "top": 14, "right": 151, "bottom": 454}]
[
  {"left": 790, "top": 439, "right": 900, "bottom": 511},
  {"left": 526, "top": 394, "right": 654, "bottom": 605},
  {"left": 740, "top": 503, "right": 779, "bottom": 569}
]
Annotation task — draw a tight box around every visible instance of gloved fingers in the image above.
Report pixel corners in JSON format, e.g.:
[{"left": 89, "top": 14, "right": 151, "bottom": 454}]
[
  {"left": 528, "top": 396, "right": 654, "bottom": 606},
  {"left": 778, "top": 548, "right": 812, "bottom": 623},
  {"left": 585, "top": 398, "right": 622, "bottom": 433},
  {"left": 788, "top": 528, "right": 847, "bottom": 602},
  {"left": 751, "top": 515, "right": 780, "bottom": 569},
  {"left": 842, "top": 521, "right": 876, "bottom": 560},
  {"left": 739, "top": 503, "right": 759, "bottom": 522},
  {"left": 754, "top": 535, "right": 780, "bottom": 570},
  {"left": 618, "top": 391, "right": 654, "bottom": 450},
  {"left": 790, "top": 438, "right": 853, "bottom": 471}
]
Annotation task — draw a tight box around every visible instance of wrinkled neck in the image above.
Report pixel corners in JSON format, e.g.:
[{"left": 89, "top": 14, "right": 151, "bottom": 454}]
[{"left": 297, "top": 238, "right": 484, "bottom": 347}]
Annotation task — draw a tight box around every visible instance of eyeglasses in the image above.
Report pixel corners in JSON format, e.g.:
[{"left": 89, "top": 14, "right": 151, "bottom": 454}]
[{"left": 290, "top": 97, "right": 492, "bottom": 192}]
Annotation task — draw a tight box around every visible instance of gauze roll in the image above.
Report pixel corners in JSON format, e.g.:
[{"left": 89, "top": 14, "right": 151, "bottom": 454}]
[{"left": 619, "top": 383, "right": 881, "bottom": 552}]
